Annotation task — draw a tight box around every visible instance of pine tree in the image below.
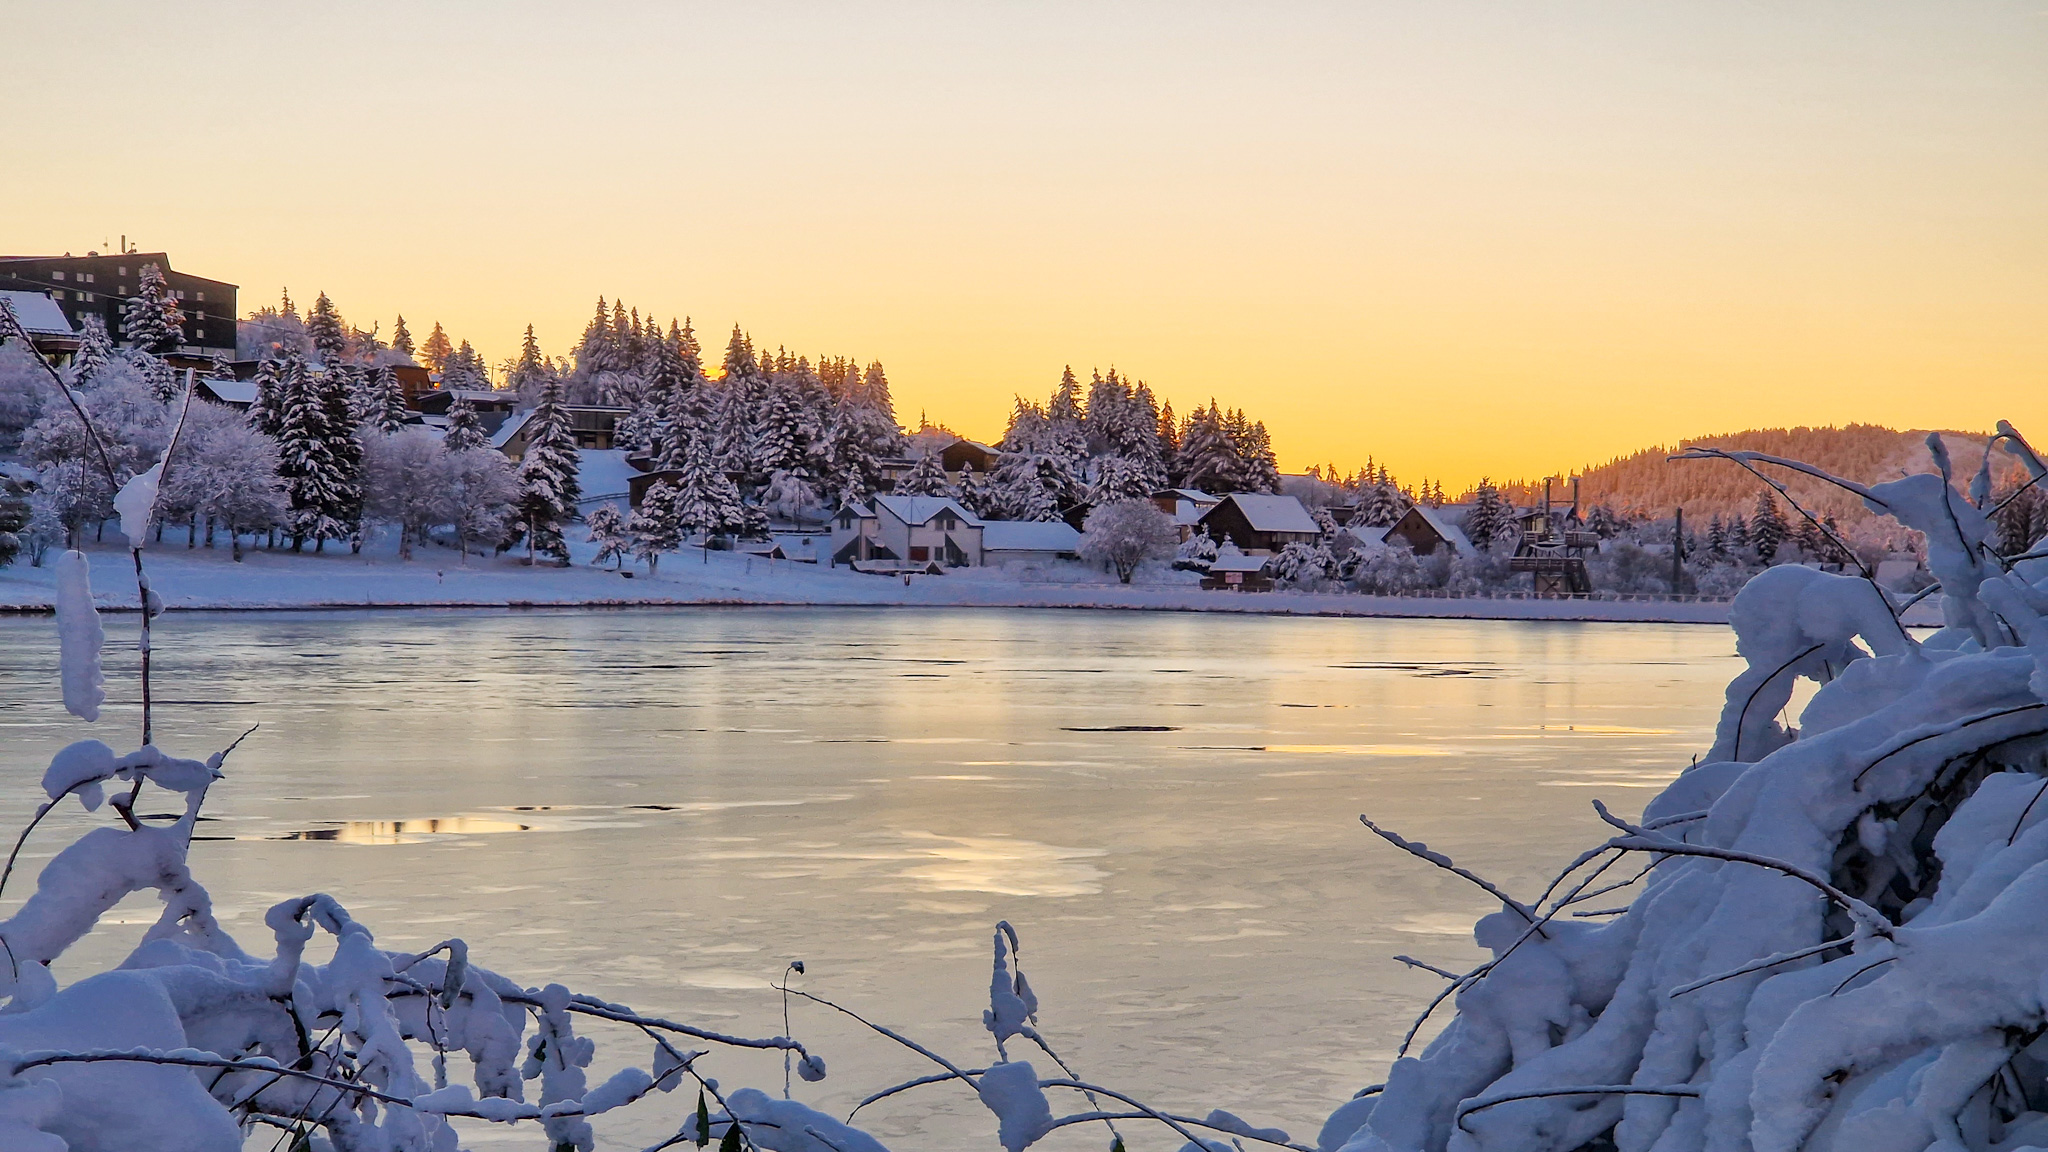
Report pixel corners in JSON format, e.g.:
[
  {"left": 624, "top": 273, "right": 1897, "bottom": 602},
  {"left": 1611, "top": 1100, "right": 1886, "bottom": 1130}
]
[
  {"left": 367, "top": 366, "right": 408, "bottom": 433},
  {"left": 512, "top": 378, "right": 582, "bottom": 564},
  {"left": 897, "top": 451, "right": 949, "bottom": 496},
  {"left": 121, "top": 263, "right": 183, "bottom": 353},
  {"left": 274, "top": 352, "right": 340, "bottom": 550},
  {"left": 508, "top": 324, "right": 549, "bottom": 400},
  {"left": 391, "top": 315, "right": 414, "bottom": 360},
  {"left": 952, "top": 459, "right": 988, "bottom": 516},
  {"left": 1156, "top": 399, "right": 1179, "bottom": 484},
  {"left": 443, "top": 398, "right": 489, "bottom": 452},
  {"left": 1467, "top": 480, "right": 1504, "bottom": 551},
  {"left": 71, "top": 316, "right": 114, "bottom": 385},
  {"left": 1750, "top": 493, "right": 1787, "bottom": 564},
  {"left": 583, "top": 502, "right": 630, "bottom": 569},
  {"left": 1176, "top": 402, "right": 1235, "bottom": 493},
  {"left": 420, "top": 323, "right": 454, "bottom": 374},
  {"left": 206, "top": 352, "right": 235, "bottom": 380},
  {"left": 626, "top": 484, "right": 684, "bottom": 573},
  {"left": 141, "top": 354, "right": 181, "bottom": 404},
  {"left": 670, "top": 433, "right": 746, "bottom": 542},
  {"left": 1707, "top": 513, "right": 1729, "bottom": 560},
  {"left": 316, "top": 364, "right": 364, "bottom": 550},
  {"left": 246, "top": 355, "right": 286, "bottom": 438},
  {"left": 306, "top": 292, "right": 348, "bottom": 365}
]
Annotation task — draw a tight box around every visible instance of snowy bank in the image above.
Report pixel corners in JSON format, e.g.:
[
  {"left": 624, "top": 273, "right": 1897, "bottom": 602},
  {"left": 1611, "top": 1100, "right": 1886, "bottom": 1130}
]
[{"left": 0, "top": 539, "right": 1763, "bottom": 624}]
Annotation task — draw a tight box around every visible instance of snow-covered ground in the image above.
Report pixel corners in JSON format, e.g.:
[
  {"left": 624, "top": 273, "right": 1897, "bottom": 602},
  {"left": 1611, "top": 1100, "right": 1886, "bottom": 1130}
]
[{"left": 0, "top": 533, "right": 1755, "bottom": 623}]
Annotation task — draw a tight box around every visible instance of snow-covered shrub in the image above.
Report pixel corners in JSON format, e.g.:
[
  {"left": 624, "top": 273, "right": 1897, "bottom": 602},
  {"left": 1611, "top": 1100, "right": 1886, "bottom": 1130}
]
[
  {"left": 1175, "top": 528, "right": 1220, "bottom": 571},
  {"left": 1586, "top": 540, "right": 1678, "bottom": 595},
  {"left": 1273, "top": 539, "right": 1340, "bottom": 588},
  {"left": 1080, "top": 498, "right": 1178, "bottom": 583},
  {"left": 1443, "top": 550, "right": 1515, "bottom": 595},
  {"left": 1322, "top": 428, "right": 2048, "bottom": 1152},
  {"left": 1350, "top": 542, "right": 1430, "bottom": 595}
]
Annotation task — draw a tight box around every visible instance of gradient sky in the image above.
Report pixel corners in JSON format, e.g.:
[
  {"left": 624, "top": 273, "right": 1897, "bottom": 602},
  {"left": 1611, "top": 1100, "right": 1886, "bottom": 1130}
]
[{"left": 6, "top": 2, "right": 2045, "bottom": 486}]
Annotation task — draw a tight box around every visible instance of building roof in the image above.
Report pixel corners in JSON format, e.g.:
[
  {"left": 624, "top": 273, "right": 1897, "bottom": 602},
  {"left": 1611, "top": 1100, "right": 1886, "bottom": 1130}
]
[
  {"left": 831, "top": 501, "right": 874, "bottom": 521},
  {"left": 0, "top": 290, "right": 74, "bottom": 336},
  {"left": 872, "top": 494, "right": 983, "bottom": 527},
  {"left": 770, "top": 533, "right": 827, "bottom": 561},
  {"left": 981, "top": 520, "right": 1082, "bottom": 553},
  {"left": 195, "top": 378, "right": 259, "bottom": 405},
  {"left": 1207, "top": 493, "right": 1319, "bottom": 534},
  {"left": 1207, "top": 553, "right": 1272, "bottom": 573},
  {"left": 1401, "top": 505, "right": 1475, "bottom": 556},
  {"left": 490, "top": 410, "right": 534, "bottom": 449},
  {"left": 1152, "top": 488, "right": 1219, "bottom": 504}
]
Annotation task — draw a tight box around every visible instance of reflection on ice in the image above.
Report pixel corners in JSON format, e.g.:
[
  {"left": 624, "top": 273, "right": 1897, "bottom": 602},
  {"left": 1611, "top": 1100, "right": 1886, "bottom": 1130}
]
[
  {"left": 271, "top": 816, "right": 531, "bottom": 844},
  {"left": 894, "top": 831, "right": 1107, "bottom": 897}
]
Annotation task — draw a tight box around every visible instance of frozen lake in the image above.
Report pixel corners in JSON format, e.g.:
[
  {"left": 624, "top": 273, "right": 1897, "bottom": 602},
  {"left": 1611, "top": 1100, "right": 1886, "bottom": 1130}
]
[{"left": 0, "top": 607, "right": 1738, "bottom": 1149}]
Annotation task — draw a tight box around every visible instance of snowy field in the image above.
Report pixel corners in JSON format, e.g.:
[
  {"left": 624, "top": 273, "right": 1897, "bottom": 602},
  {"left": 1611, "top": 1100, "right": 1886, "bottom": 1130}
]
[{"left": 0, "top": 533, "right": 1748, "bottom": 624}]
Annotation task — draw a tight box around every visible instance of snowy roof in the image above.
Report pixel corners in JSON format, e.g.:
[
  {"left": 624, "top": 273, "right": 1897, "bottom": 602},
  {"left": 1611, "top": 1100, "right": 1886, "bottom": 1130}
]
[
  {"left": 872, "top": 494, "right": 983, "bottom": 527},
  {"left": 0, "top": 290, "right": 73, "bottom": 336},
  {"left": 1207, "top": 553, "right": 1271, "bottom": 573},
  {"left": 195, "top": 378, "right": 258, "bottom": 405},
  {"left": 981, "top": 520, "right": 1081, "bottom": 553},
  {"left": 770, "top": 534, "right": 826, "bottom": 561},
  {"left": 1208, "top": 494, "right": 1319, "bottom": 534},
  {"left": 490, "top": 410, "right": 534, "bottom": 449},
  {"left": 1339, "top": 523, "right": 1391, "bottom": 546},
  {"left": 1152, "top": 488, "right": 1219, "bottom": 504},
  {"left": 1402, "top": 505, "right": 1475, "bottom": 556},
  {"left": 832, "top": 501, "right": 874, "bottom": 521}
]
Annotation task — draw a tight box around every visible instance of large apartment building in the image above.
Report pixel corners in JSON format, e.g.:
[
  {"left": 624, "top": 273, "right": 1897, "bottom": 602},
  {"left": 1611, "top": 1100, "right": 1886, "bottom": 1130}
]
[{"left": 0, "top": 251, "right": 237, "bottom": 360}]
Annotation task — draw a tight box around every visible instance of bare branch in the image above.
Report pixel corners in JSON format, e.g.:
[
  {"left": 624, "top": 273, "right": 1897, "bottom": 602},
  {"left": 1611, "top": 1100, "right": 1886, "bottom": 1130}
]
[{"left": 1359, "top": 815, "right": 1540, "bottom": 928}]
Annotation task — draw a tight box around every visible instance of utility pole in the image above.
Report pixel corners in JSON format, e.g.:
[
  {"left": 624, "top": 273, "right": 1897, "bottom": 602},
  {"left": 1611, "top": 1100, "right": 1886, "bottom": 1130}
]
[{"left": 1672, "top": 507, "right": 1685, "bottom": 595}]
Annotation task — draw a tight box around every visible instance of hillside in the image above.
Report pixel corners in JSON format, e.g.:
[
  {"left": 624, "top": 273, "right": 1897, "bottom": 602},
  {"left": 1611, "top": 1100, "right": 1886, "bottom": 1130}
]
[{"left": 1488, "top": 424, "right": 2020, "bottom": 536}]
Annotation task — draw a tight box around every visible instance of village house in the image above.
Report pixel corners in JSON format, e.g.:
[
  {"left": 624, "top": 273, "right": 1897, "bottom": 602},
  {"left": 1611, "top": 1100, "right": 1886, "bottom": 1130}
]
[
  {"left": 0, "top": 251, "right": 237, "bottom": 367},
  {"left": 1200, "top": 552, "right": 1275, "bottom": 591},
  {"left": 830, "top": 495, "right": 985, "bottom": 567},
  {"left": 1150, "top": 488, "right": 1221, "bottom": 540},
  {"left": 1193, "top": 493, "right": 1320, "bottom": 554},
  {"left": 0, "top": 290, "right": 78, "bottom": 362},
  {"left": 981, "top": 520, "right": 1082, "bottom": 565},
  {"left": 1369, "top": 505, "right": 1475, "bottom": 558}
]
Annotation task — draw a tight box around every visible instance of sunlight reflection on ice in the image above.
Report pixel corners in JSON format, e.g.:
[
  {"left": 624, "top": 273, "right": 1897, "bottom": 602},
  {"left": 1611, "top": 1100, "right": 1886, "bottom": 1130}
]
[{"left": 894, "top": 831, "right": 1107, "bottom": 897}]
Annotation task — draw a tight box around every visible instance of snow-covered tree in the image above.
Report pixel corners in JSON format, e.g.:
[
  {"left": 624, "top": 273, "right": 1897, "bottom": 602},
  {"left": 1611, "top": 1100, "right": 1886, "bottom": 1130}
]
[
  {"left": 1270, "top": 539, "right": 1339, "bottom": 587},
  {"left": 305, "top": 291, "right": 348, "bottom": 365},
  {"left": 1751, "top": 491, "right": 1787, "bottom": 564},
  {"left": 274, "top": 353, "right": 361, "bottom": 551},
  {"left": 1465, "top": 479, "right": 1506, "bottom": 551},
  {"left": 444, "top": 446, "right": 518, "bottom": 562},
  {"left": 952, "top": 459, "right": 989, "bottom": 517},
  {"left": 362, "top": 429, "right": 453, "bottom": 559},
  {"left": 443, "top": 397, "right": 489, "bottom": 452},
  {"left": 363, "top": 365, "right": 409, "bottom": 433},
  {"left": 389, "top": 314, "right": 414, "bottom": 360},
  {"left": 1358, "top": 481, "right": 1408, "bottom": 527},
  {"left": 584, "top": 502, "right": 630, "bottom": 570},
  {"left": 627, "top": 482, "right": 686, "bottom": 573},
  {"left": 71, "top": 315, "right": 114, "bottom": 385},
  {"left": 897, "top": 451, "right": 949, "bottom": 496},
  {"left": 511, "top": 378, "right": 581, "bottom": 564},
  {"left": 670, "top": 433, "right": 747, "bottom": 542},
  {"left": 120, "top": 263, "right": 183, "bottom": 353},
  {"left": 1079, "top": 498, "right": 1177, "bottom": 583}
]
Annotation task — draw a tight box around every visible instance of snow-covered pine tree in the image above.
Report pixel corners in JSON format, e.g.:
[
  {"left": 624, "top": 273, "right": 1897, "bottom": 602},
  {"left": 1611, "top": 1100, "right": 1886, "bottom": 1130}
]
[
  {"left": 121, "top": 263, "right": 183, "bottom": 353},
  {"left": 316, "top": 363, "right": 364, "bottom": 550},
  {"left": 274, "top": 352, "right": 343, "bottom": 550},
  {"left": 441, "top": 341, "right": 489, "bottom": 390},
  {"left": 512, "top": 378, "right": 582, "bottom": 564},
  {"left": 752, "top": 376, "right": 810, "bottom": 478},
  {"left": 1156, "top": 398, "right": 1179, "bottom": 484},
  {"left": 952, "top": 459, "right": 988, "bottom": 516},
  {"left": 584, "top": 502, "right": 630, "bottom": 569},
  {"left": 897, "top": 450, "right": 949, "bottom": 496},
  {"left": 390, "top": 315, "right": 414, "bottom": 360},
  {"left": 627, "top": 484, "right": 685, "bottom": 573},
  {"left": 306, "top": 292, "right": 348, "bottom": 365},
  {"left": 205, "top": 352, "right": 235, "bottom": 381},
  {"left": 139, "top": 353, "right": 181, "bottom": 404},
  {"left": 366, "top": 365, "right": 408, "bottom": 433},
  {"left": 70, "top": 316, "right": 113, "bottom": 386},
  {"left": 1466, "top": 479, "right": 1503, "bottom": 550},
  {"left": 420, "top": 322, "right": 453, "bottom": 374},
  {"left": 1706, "top": 513, "right": 1728, "bottom": 559},
  {"left": 1361, "top": 481, "right": 1408, "bottom": 527},
  {"left": 1176, "top": 403, "right": 1235, "bottom": 494},
  {"left": 1751, "top": 492, "right": 1787, "bottom": 564},
  {"left": 245, "top": 355, "right": 286, "bottom": 438},
  {"left": 507, "top": 324, "right": 550, "bottom": 402},
  {"left": 670, "top": 433, "right": 746, "bottom": 543},
  {"left": 443, "top": 397, "right": 489, "bottom": 452}
]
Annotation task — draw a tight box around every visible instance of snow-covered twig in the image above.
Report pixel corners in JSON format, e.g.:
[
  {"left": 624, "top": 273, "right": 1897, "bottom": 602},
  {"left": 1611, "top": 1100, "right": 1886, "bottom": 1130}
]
[
  {"left": 1358, "top": 815, "right": 1541, "bottom": 928},
  {"left": 1453, "top": 1085, "right": 1702, "bottom": 1132},
  {"left": 1394, "top": 955, "right": 1465, "bottom": 980},
  {"left": 1850, "top": 703, "right": 2048, "bottom": 789},
  {"left": 1592, "top": 800, "right": 1893, "bottom": 940},
  {"left": 1666, "top": 937, "right": 1854, "bottom": 997}
]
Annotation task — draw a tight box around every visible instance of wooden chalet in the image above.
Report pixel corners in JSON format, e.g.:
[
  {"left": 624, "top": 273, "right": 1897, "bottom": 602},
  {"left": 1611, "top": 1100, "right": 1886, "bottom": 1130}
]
[{"left": 1193, "top": 493, "right": 1320, "bottom": 554}]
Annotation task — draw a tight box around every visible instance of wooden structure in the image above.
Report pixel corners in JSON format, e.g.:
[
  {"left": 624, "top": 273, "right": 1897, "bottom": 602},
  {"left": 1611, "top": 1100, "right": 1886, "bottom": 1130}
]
[
  {"left": 1508, "top": 478, "right": 1600, "bottom": 595},
  {"left": 1193, "top": 493, "right": 1320, "bottom": 554}
]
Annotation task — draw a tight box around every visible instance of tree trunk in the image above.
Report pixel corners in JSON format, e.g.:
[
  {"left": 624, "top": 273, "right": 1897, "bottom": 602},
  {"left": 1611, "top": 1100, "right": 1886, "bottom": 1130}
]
[{"left": 231, "top": 532, "right": 243, "bottom": 561}]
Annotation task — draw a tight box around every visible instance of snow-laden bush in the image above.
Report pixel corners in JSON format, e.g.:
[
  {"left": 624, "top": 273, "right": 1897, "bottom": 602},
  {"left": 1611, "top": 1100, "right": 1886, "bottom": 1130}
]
[
  {"left": 1080, "top": 498, "right": 1178, "bottom": 583},
  {"left": 1351, "top": 543, "right": 1430, "bottom": 595},
  {"left": 1322, "top": 428, "right": 2048, "bottom": 1152}
]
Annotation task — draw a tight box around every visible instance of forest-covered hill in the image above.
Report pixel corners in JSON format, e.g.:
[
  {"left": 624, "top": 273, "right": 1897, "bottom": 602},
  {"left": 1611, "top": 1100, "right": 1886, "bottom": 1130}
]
[{"left": 1492, "top": 424, "right": 2021, "bottom": 534}]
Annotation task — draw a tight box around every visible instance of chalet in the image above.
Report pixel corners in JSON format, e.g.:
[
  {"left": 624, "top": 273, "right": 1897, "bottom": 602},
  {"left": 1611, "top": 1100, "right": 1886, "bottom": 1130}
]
[
  {"left": 873, "top": 495, "right": 983, "bottom": 566},
  {"left": 1379, "top": 505, "right": 1475, "bottom": 558},
  {"left": 1201, "top": 552, "right": 1274, "bottom": 591},
  {"left": 0, "top": 251, "right": 237, "bottom": 364},
  {"left": 0, "top": 290, "right": 78, "bottom": 361},
  {"left": 193, "top": 377, "right": 259, "bottom": 410},
  {"left": 982, "top": 520, "right": 1082, "bottom": 565},
  {"left": 1194, "top": 493, "right": 1320, "bottom": 554},
  {"left": 1150, "top": 488, "right": 1221, "bottom": 539},
  {"left": 940, "top": 438, "right": 1001, "bottom": 478}
]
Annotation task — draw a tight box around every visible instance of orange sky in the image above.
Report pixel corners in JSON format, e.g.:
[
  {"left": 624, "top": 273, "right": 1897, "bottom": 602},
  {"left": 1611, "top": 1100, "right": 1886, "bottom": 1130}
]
[{"left": 5, "top": 2, "right": 2044, "bottom": 488}]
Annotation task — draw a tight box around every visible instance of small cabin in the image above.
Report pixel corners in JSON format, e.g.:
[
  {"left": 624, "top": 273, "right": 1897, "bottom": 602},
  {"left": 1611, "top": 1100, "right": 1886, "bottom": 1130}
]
[
  {"left": 1201, "top": 552, "right": 1274, "bottom": 591},
  {"left": 1193, "top": 494, "right": 1320, "bottom": 555}
]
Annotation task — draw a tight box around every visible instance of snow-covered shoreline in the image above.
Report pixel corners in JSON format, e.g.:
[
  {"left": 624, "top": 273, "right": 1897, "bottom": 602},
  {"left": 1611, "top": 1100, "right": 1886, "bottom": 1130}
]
[{"left": 0, "top": 540, "right": 1763, "bottom": 624}]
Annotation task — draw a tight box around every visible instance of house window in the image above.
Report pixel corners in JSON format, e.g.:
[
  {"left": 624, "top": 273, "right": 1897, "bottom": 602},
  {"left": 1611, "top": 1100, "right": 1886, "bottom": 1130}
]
[
  {"left": 52, "top": 271, "right": 64, "bottom": 281},
  {"left": 117, "top": 266, "right": 127, "bottom": 276},
  {"left": 195, "top": 291, "right": 204, "bottom": 301},
  {"left": 909, "top": 546, "right": 930, "bottom": 562}
]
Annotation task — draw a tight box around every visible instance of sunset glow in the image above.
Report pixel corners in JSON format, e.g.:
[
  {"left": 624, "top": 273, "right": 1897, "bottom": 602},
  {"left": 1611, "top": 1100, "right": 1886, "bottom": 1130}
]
[{"left": 7, "top": 1, "right": 2043, "bottom": 485}]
